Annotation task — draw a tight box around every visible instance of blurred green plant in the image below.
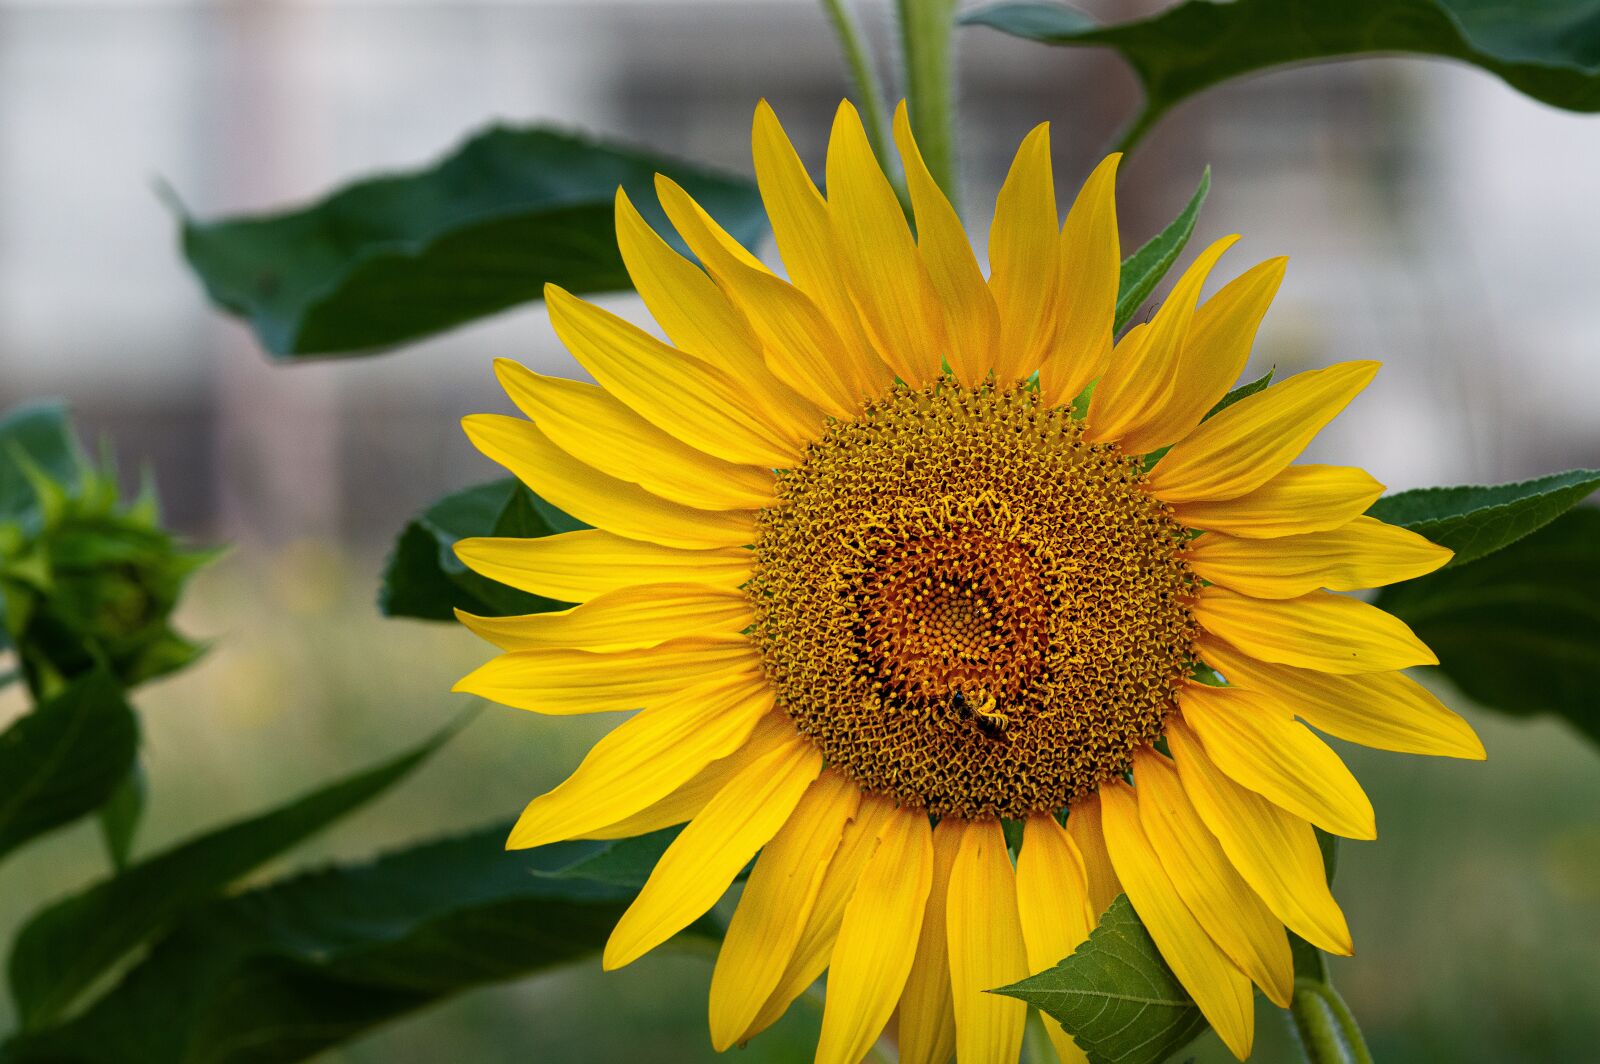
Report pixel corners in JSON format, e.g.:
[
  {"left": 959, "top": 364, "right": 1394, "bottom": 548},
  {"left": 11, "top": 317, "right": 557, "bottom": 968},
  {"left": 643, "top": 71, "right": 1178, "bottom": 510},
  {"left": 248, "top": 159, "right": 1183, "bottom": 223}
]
[
  {"left": 0, "top": 403, "right": 214, "bottom": 870},
  {"left": 0, "top": 406, "right": 213, "bottom": 700},
  {"left": 963, "top": 0, "right": 1600, "bottom": 153}
]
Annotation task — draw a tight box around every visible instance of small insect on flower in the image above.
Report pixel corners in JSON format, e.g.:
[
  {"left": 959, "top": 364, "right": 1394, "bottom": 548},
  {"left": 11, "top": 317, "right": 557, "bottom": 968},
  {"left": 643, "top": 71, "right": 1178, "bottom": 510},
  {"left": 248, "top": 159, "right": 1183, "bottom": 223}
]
[{"left": 451, "top": 99, "right": 1485, "bottom": 1063}]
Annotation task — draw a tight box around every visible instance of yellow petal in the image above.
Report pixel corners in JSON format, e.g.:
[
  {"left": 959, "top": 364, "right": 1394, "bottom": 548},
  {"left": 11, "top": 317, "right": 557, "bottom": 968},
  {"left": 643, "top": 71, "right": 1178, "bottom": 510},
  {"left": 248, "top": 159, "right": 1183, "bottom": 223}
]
[
  {"left": 826, "top": 100, "right": 946, "bottom": 387},
  {"left": 545, "top": 284, "right": 800, "bottom": 467},
  {"left": 1086, "top": 234, "right": 1239, "bottom": 446},
  {"left": 1065, "top": 793, "right": 1122, "bottom": 919},
  {"left": 743, "top": 794, "right": 900, "bottom": 1041},
  {"left": 1131, "top": 747, "right": 1294, "bottom": 1008},
  {"left": 1179, "top": 683, "right": 1377, "bottom": 839},
  {"left": 1172, "top": 464, "right": 1385, "bottom": 539},
  {"left": 506, "top": 673, "right": 773, "bottom": 849},
  {"left": 492, "top": 360, "right": 775, "bottom": 511},
  {"left": 1115, "top": 256, "right": 1286, "bottom": 456},
  {"left": 710, "top": 770, "right": 861, "bottom": 1050},
  {"left": 1185, "top": 515, "right": 1453, "bottom": 599},
  {"left": 1039, "top": 154, "right": 1121, "bottom": 407},
  {"left": 614, "top": 188, "right": 826, "bottom": 448},
  {"left": 1147, "top": 361, "right": 1379, "bottom": 503},
  {"left": 603, "top": 735, "right": 822, "bottom": 969},
  {"left": 897, "top": 817, "right": 961, "bottom": 1064},
  {"left": 1194, "top": 586, "right": 1438, "bottom": 674},
  {"left": 817, "top": 807, "right": 934, "bottom": 1064},
  {"left": 453, "top": 636, "right": 759, "bottom": 714},
  {"left": 456, "top": 582, "right": 751, "bottom": 653},
  {"left": 987, "top": 124, "right": 1058, "bottom": 384},
  {"left": 582, "top": 712, "right": 795, "bottom": 840},
  {"left": 462, "top": 414, "right": 756, "bottom": 550},
  {"left": 1165, "top": 717, "right": 1352, "bottom": 955},
  {"left": 1201, "top": 637, "right": 1485, "bottom": 759},
  {"left": 947, "top": 818, "right": 1029, "bottom": 1064},
  {"left": 656, "top": 174, "right": 887, "bottom": 418},
  {"left": 1015, "top": 813, "right": 1095, "bottom": 1064},
  {"left": 1098, "top": 782, "right": 1255, "bottom": 1060},
  {"left": 453, "top": 530, "right": 751, "bottom": 604},
  {"left": 893, "top": 101, "right": 1000, "bottom": 388},
  {"left": 750, "top": 101, "right": 889, "bottom": 396}
]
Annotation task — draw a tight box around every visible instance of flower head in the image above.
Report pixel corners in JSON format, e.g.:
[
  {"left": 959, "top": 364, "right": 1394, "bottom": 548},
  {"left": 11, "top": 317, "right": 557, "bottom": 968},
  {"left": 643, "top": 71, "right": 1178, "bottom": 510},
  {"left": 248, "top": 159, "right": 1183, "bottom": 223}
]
[{"left": 454, "top": 100, "right": 1484, "bottom": 1062}]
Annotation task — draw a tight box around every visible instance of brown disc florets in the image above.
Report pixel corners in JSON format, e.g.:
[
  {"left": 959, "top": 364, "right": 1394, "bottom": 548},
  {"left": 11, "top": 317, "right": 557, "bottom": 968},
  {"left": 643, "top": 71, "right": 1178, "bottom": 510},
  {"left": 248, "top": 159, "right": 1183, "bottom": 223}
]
[{"left": 748, "top": 376, "right": 1200, "bottom": 819}]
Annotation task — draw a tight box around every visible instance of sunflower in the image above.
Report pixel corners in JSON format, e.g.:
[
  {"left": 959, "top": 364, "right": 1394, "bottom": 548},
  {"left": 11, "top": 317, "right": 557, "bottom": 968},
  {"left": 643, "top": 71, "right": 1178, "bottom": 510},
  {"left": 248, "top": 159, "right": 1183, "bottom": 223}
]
[{"left": 452, "top": 99, "right": 1485, "bottom": 1063}]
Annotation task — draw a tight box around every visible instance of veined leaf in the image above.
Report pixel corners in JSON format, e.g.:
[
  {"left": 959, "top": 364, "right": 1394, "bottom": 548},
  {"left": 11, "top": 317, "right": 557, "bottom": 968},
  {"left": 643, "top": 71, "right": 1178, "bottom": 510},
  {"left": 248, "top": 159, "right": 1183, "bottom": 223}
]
[
  {"left": 380, "top": 477, "right": 584, "bottom": 622},
  {"left": 0, "top": 826, "right": 716, "bottom": 1064},
  {"left": 994, "top": 895, "right": 1206, "bottom": 1064},
  {"left": 1367, "top": 468, "right": 1600, "bottom": 567},
  {"left": 1114, "top": 168, "right": 1209, "bottom": 333},
  {"left": 177, "top": 125, "right": 768, "bottom": 358},
  {"left": 964, "top": 0, "right": 1600, "bottom": 150},
  {"left": 8, "top": 718, "right": 461, "bottom": 1028},
  {"left": 1377, "top": 507, "right": 1600, "bottom": 744},
  {"left": 0, "top": 671, "right": 138, "bottom": 865}
]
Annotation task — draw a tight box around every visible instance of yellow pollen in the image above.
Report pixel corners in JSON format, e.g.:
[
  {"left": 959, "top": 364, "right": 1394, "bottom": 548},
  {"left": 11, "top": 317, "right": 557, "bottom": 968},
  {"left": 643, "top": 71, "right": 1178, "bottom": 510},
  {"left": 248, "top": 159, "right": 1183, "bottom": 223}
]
[{"left": 748, "top": 376, "right": 1200, "bottom": 819}]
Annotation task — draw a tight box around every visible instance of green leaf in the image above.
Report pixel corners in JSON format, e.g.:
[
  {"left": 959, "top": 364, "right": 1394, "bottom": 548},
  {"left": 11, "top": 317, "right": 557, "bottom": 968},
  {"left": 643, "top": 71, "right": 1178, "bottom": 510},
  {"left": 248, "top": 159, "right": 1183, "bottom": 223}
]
[
  {"left": 1, "top": 826, "right": 704, "bottom": 1064},
  {"left": 0, "top": 671, "right": 138, "bottom": 865},
  {"left": 96, "top": 761, "right": 148, "bottom": 870},
  {"left": 1114, "top": 168, "right": 1209, "bottom": 333},
  {"left": 1366, "top": 468, "right": 1600, "bottom": 567},
  {"left": 993, "top": 894, "right": 1206, "bottom": 1064},
  {"left": 1205, "top": 368, "right": 1273, "bottom": 421},
  {"left": 1376, "top": 506, "right": 1600, "bottom": 744},
  {"left": 536, "top": 826, "right": 683, "bottom": 889},
  {"left": 1141, "top": 368, "right": 1271, "bottom": 468},
  {"left": 379, "top": 477, "right": 584, "bottom": 622},
  {"left": 0, "top": 401, "right": 80, "bottom": 526},
  {"left": 963, "top": 0, "right": 1600, "bottom": 151},
  {"left": 7, "top": 718, "right": 461, "bottom": 1028},
  {"left": 177, "top": 125, "right": 768, "bottom": 358}
]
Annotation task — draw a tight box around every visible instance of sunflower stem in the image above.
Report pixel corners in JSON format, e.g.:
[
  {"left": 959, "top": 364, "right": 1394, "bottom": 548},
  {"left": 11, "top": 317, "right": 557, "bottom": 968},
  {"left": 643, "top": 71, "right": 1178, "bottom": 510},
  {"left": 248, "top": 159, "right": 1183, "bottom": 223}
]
[
  {"left": 818, "top": 0, "right": 901, "bottom": 189},
  {"left": 1021, "top": 1007, "right": 1056, "bottom": 1064},
  {"left": 1109, "top": 101, "right": 1165, "bottom": 158},
  {"left": 895, "top": 0, "right": 961, "bottom": 211},
  {"left": 1289, "top": 976, "right": 1375, "bottom": 1064}
]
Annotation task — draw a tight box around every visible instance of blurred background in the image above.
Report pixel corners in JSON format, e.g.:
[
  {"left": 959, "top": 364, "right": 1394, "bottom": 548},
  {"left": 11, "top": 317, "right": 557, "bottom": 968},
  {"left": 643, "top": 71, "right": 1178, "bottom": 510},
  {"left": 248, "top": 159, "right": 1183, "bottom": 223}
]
[{"left": 0, "top": 1, "right": 1596, "bottom": 1061}]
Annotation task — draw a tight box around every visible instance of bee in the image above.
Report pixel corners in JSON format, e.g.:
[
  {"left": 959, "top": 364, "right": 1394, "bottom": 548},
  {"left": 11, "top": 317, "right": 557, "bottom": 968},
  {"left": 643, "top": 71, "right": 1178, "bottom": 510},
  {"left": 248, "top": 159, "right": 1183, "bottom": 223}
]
[{"left": 953, "top": 691, "right": 1012, "bottom": 740}]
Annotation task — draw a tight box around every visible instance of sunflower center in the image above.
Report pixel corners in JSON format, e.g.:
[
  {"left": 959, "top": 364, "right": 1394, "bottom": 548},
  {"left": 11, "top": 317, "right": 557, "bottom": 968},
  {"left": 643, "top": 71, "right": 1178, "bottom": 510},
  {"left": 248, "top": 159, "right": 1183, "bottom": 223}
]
[{"left": 748, "top": 376, "right": 1200, "bottom": 819}]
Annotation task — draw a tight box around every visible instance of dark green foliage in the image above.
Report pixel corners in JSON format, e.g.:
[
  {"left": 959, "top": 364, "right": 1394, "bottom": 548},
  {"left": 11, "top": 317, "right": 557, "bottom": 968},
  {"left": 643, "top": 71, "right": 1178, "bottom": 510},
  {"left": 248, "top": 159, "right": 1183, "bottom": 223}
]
[
  {"left": 1, "top": 827, "right": 702, "bottom": 1064},
  {"left": 8, "top": 722, "right": 457, "bottom": 1028},
  {"left": 379, "top": 477, "right": 584, "bottom": 622},
  {"left": 0, "top": 671, "right": 139, "bottom": 866},
  {"left": 1379, "top": 507, "right": 1600, "bottom": 744},
  {"left": 994, "top": 895, "right": 1206, "bottom": 1064},
  {"left": 965, "top": 0, "right": 1600, "bottom": 148},
  {"left": 1368, "top": 469, "right": 1600, "bottom": 567},
  {"left": 178, "top": 126, "right": 768, "bottom": 358}
]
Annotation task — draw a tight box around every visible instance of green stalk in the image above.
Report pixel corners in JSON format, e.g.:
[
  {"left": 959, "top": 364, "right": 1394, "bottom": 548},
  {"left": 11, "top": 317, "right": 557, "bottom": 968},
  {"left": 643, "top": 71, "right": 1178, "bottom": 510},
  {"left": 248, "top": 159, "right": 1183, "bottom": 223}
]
[
  {"left": 819, "top": 0, "right": 897, "bottom": 173},
  {"left": 896, "top": 0, "right": 961, "bottom": 209},
  {"left": 1287, "top": 901, "right": 1374, "bottom": 1064},
  {"left": 1289, "top": 977, "right": 1375, "bottom": 1064}
]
